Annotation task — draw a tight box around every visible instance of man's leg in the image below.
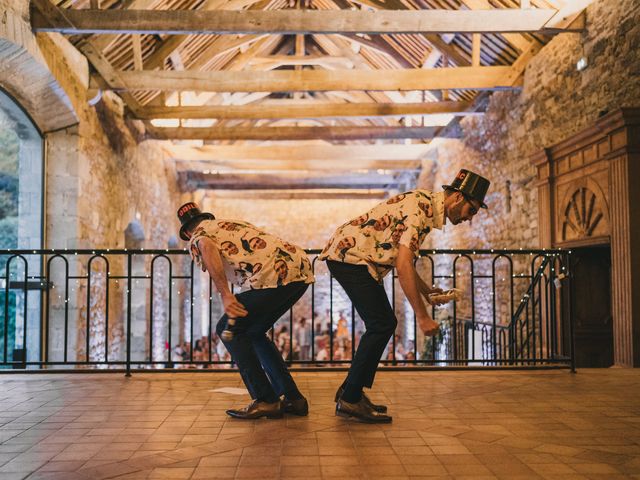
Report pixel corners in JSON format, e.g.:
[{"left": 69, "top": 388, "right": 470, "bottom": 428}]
[
  {"left": 239, "top": 282, "right": 309, "bottom": 400},
  {"left": 216, "top": 297, "right": 281, "bottom": 403},
  {"left": 327, "top": 261, "right": 397, "bottom": 398}
]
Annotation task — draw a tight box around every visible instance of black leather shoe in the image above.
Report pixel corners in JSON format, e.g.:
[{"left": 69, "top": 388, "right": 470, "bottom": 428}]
[
  {"left": 334, "top": 386, "right": 388, "bottom": 413},
  {"left": 283, "top": 396, "right": 309, "bottom": 416},
  {"left": 226, "top": 400, "right": 283, "bottom": 419},
  {"left": 336, "top": 398, "right": 392, "bottom": 423}
]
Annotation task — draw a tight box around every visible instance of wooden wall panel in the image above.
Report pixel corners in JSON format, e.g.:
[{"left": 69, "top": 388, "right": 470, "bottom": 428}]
[{"left": 531, "top": 108, "right": 640, "bottom": 366}]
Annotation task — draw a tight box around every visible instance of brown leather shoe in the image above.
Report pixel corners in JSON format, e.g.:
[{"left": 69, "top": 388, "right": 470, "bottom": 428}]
[
  {"left": 336, "top": 398, "right": 392, "bottom": 423},
  {"left": 226, "top": 400, "right": 283, "bottom": 419},
  {"left": 334, "top": 386, "right": 388, "bottom": 413},
  {"left": 283, "top": 396, "right": 309, "bottom": 416}
]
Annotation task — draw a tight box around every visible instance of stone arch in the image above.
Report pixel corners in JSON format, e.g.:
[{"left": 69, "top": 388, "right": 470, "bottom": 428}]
[{"left": 0, "top": 5, "right": 77, "bottom": 133}]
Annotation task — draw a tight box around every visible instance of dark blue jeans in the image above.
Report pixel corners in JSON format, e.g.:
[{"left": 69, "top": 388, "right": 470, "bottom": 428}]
[
  {"left": 216, "top": 281, "right": 309, "bottom": 402},
  {"left": 327, "top": 260, "right": 397, "bottom": 389}
]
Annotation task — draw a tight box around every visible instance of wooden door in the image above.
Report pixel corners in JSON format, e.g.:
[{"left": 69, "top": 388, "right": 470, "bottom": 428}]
[{"left": 569, "top": 245, "right": 613, "bottom": 367}]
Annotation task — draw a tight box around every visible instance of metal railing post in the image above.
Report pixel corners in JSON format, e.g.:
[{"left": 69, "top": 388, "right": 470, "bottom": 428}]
[{"left": 125, "top": 252, "right": 132, "bottom": 377}]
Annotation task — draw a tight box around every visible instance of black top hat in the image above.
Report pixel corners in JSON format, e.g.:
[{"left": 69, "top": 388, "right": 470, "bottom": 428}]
[
  {"left": 177, "top": 202, "right": 214, "bottom": 241},
  {"left": 442, "top": 169, "right": 490, "bottom": 209}
]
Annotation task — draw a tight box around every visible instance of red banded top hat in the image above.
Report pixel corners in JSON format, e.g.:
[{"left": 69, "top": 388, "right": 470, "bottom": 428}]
[
  {"left": 442, "top": 169, "right": 490, "bottom": 209},
  {"left": 177, "top": 202, "right": 214, "bottom": 241}
]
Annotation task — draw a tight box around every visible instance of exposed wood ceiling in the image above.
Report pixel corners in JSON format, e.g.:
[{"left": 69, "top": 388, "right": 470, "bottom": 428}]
[{"left": 30, "top": 0, "right": 591, "bottom": 196}]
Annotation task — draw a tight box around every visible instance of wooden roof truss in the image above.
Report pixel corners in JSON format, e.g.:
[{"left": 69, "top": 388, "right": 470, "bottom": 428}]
[{"left": 30, "top": 0, "right": 591, "bottom": 192}]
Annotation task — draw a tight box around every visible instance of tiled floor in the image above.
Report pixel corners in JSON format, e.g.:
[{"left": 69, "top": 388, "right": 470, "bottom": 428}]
[{"left": 0, "top": 369, "right": 639, "bottom": 479}]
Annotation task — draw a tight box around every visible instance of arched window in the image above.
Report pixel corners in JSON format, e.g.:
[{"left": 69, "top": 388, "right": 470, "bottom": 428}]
[
  {"left": 0, "top": 88, "right": 43, "bottom": 248},
  {"left": 0, "top": 88, "right": 44, "bottom": 367}
]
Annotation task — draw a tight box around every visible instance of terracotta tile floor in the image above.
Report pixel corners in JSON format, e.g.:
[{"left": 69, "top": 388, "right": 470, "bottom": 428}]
[{"left": 0, "top": 369, "right": 639, "bottom": 479}]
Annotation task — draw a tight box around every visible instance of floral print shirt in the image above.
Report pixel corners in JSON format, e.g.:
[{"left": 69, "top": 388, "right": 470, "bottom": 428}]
[
  {"left": 319, "top": 190, "right": 445, "bottom": 282},
  {"left": 188, "top": 219, "right": 314, "bottom": 289}
]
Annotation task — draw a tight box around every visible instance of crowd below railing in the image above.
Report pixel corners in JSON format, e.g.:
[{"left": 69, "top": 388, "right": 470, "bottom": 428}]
[{"left": 168, "top": 314, "right": 418, "bottom": 368}]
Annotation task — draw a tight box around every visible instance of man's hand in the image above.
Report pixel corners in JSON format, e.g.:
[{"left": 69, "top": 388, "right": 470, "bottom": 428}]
[
  {"left": 417, "top": 314, "right": 440, "bottom": 337},
  {"left": 424, "top": 286, "right": 445, "bottom": 306},
  {"left": 222, "top": 292, "right": 248, "bottom": 318}
]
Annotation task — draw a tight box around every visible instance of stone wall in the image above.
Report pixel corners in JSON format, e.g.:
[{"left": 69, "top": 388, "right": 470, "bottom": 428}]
[
  {"left": 203, "top": 196, "right": 382, "bottom": 249},
  {"left": 416, "top": 0, "right": 640, "bottom": 331},
  {"left": 1, "top": 0, "right": 183, "bottom": 363},
  {"left": 419, "top": 0, "right": 640, "bottom": 251}
]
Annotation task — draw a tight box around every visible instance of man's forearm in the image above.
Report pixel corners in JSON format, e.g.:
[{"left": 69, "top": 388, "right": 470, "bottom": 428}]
[
  {"left": 198, "top": 240, "right": 232, "bottom": 297},
  {"left": 397, "top": 263, "right": 429, "bottom": 318},
  {"left": 415, "top": 273, "right": 432, "bottom": 296}
]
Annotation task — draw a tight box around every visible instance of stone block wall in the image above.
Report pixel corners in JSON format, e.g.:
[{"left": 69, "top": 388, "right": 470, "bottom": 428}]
[
  {"left": 0, "top": 1, "right": 184, "bottom": 364},
  {"left": 202, "top": 196, "right": 383, "bottom": 249},
  {"left": 416, "top": 0, "right": 640, "bottom": 329},
  {"left": 420, "top": 0, "right": 640, "bottom": 251}
]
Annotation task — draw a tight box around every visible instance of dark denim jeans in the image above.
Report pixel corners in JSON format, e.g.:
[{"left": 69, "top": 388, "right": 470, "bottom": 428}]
[
  {"left": 327, "top": 260, "right": 397, "bottom": 389},
  {"left": 216, "top": 281, "right": 309, "bottom": 402}
]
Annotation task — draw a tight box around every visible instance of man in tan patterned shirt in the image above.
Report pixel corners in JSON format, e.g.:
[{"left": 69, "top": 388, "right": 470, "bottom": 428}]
[
  {"left": 320, "top": 169, "right": 491, "bottom": 423},
  {"left": 177, "top": 202, "right": 314, "bottom": 419}
]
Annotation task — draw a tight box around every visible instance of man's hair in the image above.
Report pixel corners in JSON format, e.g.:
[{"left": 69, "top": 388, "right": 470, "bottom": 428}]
[{"left": 185, "top": 217, "right": 205, "bottom": 235}]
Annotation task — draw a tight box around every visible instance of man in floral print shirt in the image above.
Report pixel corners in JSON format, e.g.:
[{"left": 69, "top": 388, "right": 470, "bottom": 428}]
[
  {"left": 177, "top": 202, "right": 314, "bottom": 420},
  {"left": 320, "top": 169, "right": 490, "bottom": 423}
]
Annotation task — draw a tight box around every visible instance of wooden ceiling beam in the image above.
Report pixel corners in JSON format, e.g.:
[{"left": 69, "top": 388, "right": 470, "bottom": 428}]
[
  {"left": 458, "top": 0, "right": 537, "bottom": 52},
  {"left": 337, "top": 34, "right": 413, "bottom": 68},
  {"left": 32, "top": 8, "right": 575, "bottom": 35},
  {"left": 87, "top": 0, "right": 156, "bottom": 53},
  {"left": 204, "top": 190, "right": 390, "bottom": 200},
  {"left": 31, "top": 0, "right": 145, "bottom": 115},
  {"left": 90, "top": 66, "right": 516, "bottom": 92},
  {"left": 175, "top": 159, "right": 421, "bottom": 171},
  {"left": 181, "top": 172, "right": 406, "bottom": 191},
  {"left": 164, "top": 144, "right": 433, "bottom": 161},
  {"left": 135, "top": 100, "right": 477, "bottom": 120},
  {"left": 248, "top": 55, "right": 354, "bottom": 69},
  {"left": 148, "top": 125, "right": 438, "bottom": 141},
  {"left": 77, "top": 39, "right": 144, "bottom": 115},
  {"left": 141, "top": 0, "right": 270, "bottom": 70}
]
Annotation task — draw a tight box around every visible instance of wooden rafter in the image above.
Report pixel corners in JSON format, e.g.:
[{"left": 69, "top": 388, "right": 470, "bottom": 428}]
[
  {"left": 131, "top": 34, "right": 143, "bottom": 70},
  {"left": 89, "top": 0, "right": 156, "bottom": 53},
  {"left": 32, "top": 8, "right": 583, "bottom": 35},
  {"left": 141, "top": 0, "right": 272, "bottom": 70},
  {"left": 134, "top": 100, "right": 476, "bottom": 120},
  {"left": 164, "top": 144, "right": 433, "bottom": 161},
  {"left": 31, "top": 0, "right": 146, "bottom": 115},
  {"left": 175, "top": 159, "right": 421, "bottom": 171},
  {"left": 90, "top": 66, "right": 515, "bottom": 92},
  {"left": 248, "top": 55, "right": 354, "bottom": 69},
  {"left": 204, "top": 191, "right": 390, "bottom": 200},
  {"left": 182, "top": 176, "right": 404, "bottom": 191},
  {"left": 181, "top": 171, "right": 406, "bottom": 190},
  {"left": 147, "top": 125, "right": 438, "bottom": 141},
  {"left": 458, "top": 0, "right": 538, "bottom": 52}
]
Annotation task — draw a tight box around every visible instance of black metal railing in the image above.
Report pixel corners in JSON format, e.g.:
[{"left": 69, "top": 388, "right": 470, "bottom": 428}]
[{"left": 0, "top": 248, "right": 573, "bottom": 373}]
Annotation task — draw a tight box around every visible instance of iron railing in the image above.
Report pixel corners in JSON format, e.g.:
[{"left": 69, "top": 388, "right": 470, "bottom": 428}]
[{"left": 0, "top": 248, "right": 574, "bottom": 373}]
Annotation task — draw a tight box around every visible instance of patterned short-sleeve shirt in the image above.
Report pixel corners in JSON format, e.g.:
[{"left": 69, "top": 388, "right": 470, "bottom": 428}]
[
  {"left": 319, "top": 190, "right": 445, "bottom": 282},
  {"left": 188, "top": 219, "right": 314, "bottom": 289}
]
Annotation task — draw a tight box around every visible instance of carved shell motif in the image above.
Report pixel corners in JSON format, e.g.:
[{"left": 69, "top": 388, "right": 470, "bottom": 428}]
[{"left": 562, "top": 187, "right": 603, "bottom": 241}]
